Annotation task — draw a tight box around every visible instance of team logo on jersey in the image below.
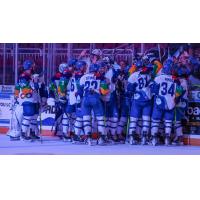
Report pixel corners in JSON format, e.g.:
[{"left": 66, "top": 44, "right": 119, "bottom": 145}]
[
  {"left": 156, "top": 98, "right": 162, "bottom": 105},
  {"left": 134, "top": 93, "right": 140, "bottom": 100},
  {"left": 20, "top": 93, "right": 32, "bottom": 99}
]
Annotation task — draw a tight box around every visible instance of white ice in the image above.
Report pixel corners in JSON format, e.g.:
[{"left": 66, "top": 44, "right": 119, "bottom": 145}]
[{"left": 0, "top": 134, "right": 200, "bottom": 155}]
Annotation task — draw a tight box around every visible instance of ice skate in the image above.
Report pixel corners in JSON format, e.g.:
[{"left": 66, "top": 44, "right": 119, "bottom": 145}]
[
  {"left": 9, "top": 136, "right": 20, "bottom": 141},
  {"left": 172, "top": 136, "right": 184, "bottom": 146},
  {"left": 63, "top": 135, "right": 72, "bottom": 142},
  {"left": 85, "top": 135, "right": 93, "bottom": 146},
  {"left": 151, "top": 136, "right": 158, "bottom": 146},
  {"left": 20, "top": 132, "right": 31, "bottom": 141},
  {"left": 72, "top": 135, "right": 81, "bottom": 144},
  {"left": 165, "top": 136, "right": 171, "bottom": 146},
  {"left": 117, "top": 134, "right": 125, "bottom": 144},
  {"left": 128, "top": 135, "right": 137, "bottom": 145},
  {"left": 158, "top": 134, "right": 165, "bottom": 145},
  {"left": 30, "top": 130, "right": 40, "bottom": 140},
  {"left": 141, "top": 136, "right": 148, "bottom": 145},
  {"left": 110, "top": 134, "right": 119, "bottom": 144},
  {"left": 97, "top": 135, "right": 108, "bottom": 146}
]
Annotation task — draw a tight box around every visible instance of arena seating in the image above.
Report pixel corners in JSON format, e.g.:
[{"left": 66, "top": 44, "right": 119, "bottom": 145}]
[{"left": 0, "top": 43, "right": 200, "bottom": 85}]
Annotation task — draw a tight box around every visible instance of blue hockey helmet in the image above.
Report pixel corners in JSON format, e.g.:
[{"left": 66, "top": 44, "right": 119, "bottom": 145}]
[
  {"left": 68, "top": 58, "right": 77, "bottom": 67},
  {"left": 99, "top": 61, "right": 107, "bottom": 68},
  {"left": 135, "top": 60, "right": 144, "bottom": 68},
  {"left": 75, "top": 60, "right": 86, "bottom": 72},
  {"left": 98, "top": 61, "right": 108, "bottom": 74},
  {"left": 75, "top": 60, "right": 86, "bottom": 68},
  {"left": 174, "top": 64, "right": 191, "bottom": 78},
  {"left": 162, "top": 59, "right": 174, "bottom": 75},
  {"left": 89, "top": 63, "right": 99, "bottom": 73},
  {"left": 23, "top": 60, "right": 34, "bottom": 71}
]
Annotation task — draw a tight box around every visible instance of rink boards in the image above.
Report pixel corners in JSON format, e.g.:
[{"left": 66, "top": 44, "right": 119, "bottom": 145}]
[{"left": 0, "top": 85, "right": 200, "bottom": 146}]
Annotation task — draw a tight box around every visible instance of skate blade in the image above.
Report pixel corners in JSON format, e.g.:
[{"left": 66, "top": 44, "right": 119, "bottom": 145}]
[
  {"left": 72, "top": 141, "right": 85, "bottom": 145},
  {"left": 98, "top": 141, "right": 114, "bottom": 146},
  {"left": 129, "top": 139, "right": 138, "bottom": 145},
  {"left": 151, "top": 142, "right": 157, "bottom": 146},
  {"left": 108, "top": 140, "right": 119, "bottom": 145},
  {"left": 141, "top": 141, "right": 148, "bottom": 145},
  {"left": 165, "top": 144, "right": 170, "bottom": 147},
  {"left": 172, "top": 142, "right": 184, "bottom": 146},
  {"left": 63, "top": 139, "right": 72, "bottom": 142},
  {"left": 31, "top": 138, "right": 41, "bottom": 142},
  {"left": 21, "top": 139, "right": 32, "bottom": 142},
  {"left": 10, "top": 137, "right": 20, "bottom": 141}
]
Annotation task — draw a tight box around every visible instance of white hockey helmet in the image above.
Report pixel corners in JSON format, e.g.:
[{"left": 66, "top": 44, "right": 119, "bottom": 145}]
[
  {"left": 91, "top": 49, "right": 102, "bottom": 57},
  {"left": 102, "top": 56, "right": 110, "bottom": 63},
  {"left": 59, "top": 63, "right": 68, "bottom": 74}
]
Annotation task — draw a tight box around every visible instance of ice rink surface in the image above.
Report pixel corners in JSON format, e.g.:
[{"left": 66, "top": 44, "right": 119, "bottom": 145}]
[{"left": 0, "top": 134, "right": 200, "bottom": 155}]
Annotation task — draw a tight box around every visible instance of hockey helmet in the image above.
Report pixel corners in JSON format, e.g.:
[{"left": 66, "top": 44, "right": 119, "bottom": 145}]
[
  {"left": 135, "top": 60, "right": 144, "bottom": 68},
  {"left": 68, "top": 58, "right": 78, "bottom": 67},
  {"left": 23, "top": 60, "right": 34, "bottom": 71},
  {"left": 102, "top": 56, "right": 114, "bottom": 65},
  {"left": 162, "top": 59, "right": 174, "bottom": 75},
  {"left": 98, "top": 61, "right": 108, "bottom": 74},
  {"left": 89, "top": 63, "right": 100, "bottom": 73},
  {"left": 75, "top": 60, "right": 86, "bottom": 74},
  {"left": 59, "top": 63, "right": 68, "bottom": 74},
  {"left": 175, "top": 65, "right": 191, "bottom": 78},
  {"left": 91, "top": 49, "right": 102, "bottom": 57}
]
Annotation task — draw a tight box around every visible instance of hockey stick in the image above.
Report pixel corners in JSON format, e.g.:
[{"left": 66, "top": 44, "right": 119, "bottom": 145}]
[
  {"left": 39, "top": 109, "right": 43, "bottom": 144},
  {"left": 125, "top": 96, "right": 132, "bottom": 143}
]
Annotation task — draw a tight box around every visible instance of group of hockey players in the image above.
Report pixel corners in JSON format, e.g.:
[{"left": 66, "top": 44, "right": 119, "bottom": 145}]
[{"left": 7, "top": 47, "right": 200, "bottom": 146}]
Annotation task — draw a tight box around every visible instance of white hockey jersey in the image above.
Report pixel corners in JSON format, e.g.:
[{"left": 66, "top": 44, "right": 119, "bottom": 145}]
[
  {"left": 101, "top": 68, "right": 114, "bottom": 102},
  {"left": 68, "top": 76, "right": 80, "bottom": 105},
  {"left": 128, "top": 71, "right": 152, "bottom": 101},
  {"left": 154, "top": 74, "right": 178, "bottom": 110},
  {"left": 79, "top": 73, "right": 101, "bottom": 95}
]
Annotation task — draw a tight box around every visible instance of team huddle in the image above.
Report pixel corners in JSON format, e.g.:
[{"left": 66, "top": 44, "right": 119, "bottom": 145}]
[{"left": 8, "top": 48, "right": 194, "bottom": 146}]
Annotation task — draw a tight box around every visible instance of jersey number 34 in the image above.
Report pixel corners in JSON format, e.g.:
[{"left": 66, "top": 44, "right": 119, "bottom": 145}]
[{"left": 159, "top": 82, "right": 175, "bottom": 96}]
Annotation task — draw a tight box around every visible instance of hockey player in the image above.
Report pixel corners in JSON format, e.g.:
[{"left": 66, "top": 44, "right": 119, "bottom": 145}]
[
  {"left": 79, "top": 63, "right": 107, "bottom": 145},
  {"left": 127, "top": 60, "right": 153, "bottom": 145},
  {"left": 98, "top": 60, "right": 120, "bottom": 143},
  {"left": 173, "top": 64, "right": 190, "bottom": 145},
  {"left": 7, "top": 64, "right": 29, "bottom": 141},
  {"left": 65, "top": 60, "right": 87, "bottom": 143},
  {"left": 14, "top": 60, "right": 35, "bottom": 140},
  {"left": 116, "top": 60, "right": 138, "bottom": 142},
  {"left": 79, "top": 49, "right": 102, "bottom": 72},
  {"left": 57, "top": 63, "right": 74, "bottom": 141},
  {"left": 98, "top": 59, "right": 118, "bottom": 142},
  {"left": 68, "top": 58, "right": 78, "bottom": 70},
  {"left": 67, "top": 58, "right": 79, "bottom": 136},
  {"left": 151, "top": 59, "right": 184, "bottom": 146},
  {"left": 49, "top": 63, "right": 68, "bottom": 138},
  {"left": 29, "top": 65, "right": 48, "bottom": 140},
  {"left": 7, "top": 96, "right": 23, "bottom": 141}
]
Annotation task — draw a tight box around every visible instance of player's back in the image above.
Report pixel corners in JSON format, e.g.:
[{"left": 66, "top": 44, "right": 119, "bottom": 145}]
[
  {"left": 154, "top": 74, "right": 177, "bottom": 110},
  {"left": 80, "top": 73, "right": 101, "bottom": 95},
  {"left": 128, "top": 71, "right": 152, "bottom": 101},
  {"left": 68, "top": 76, "right": 81, "bottom": 105}
]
